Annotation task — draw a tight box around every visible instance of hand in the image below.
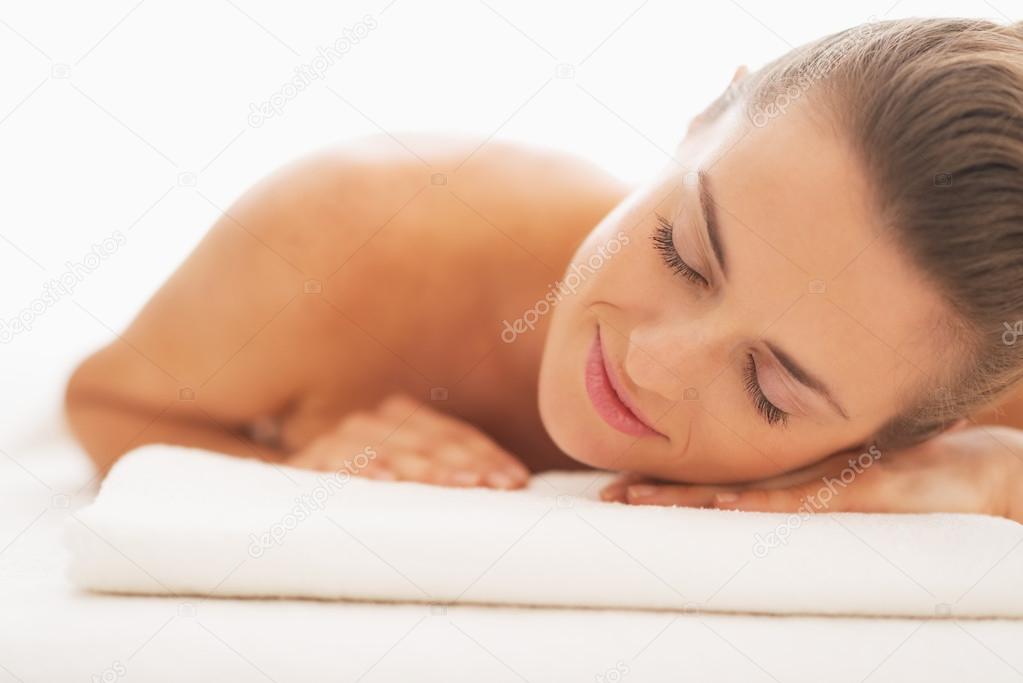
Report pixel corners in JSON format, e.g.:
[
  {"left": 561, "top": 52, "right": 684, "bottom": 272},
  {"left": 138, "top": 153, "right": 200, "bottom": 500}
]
[
  {"left": 285, "top": 393, "right": 531, "bottom": 489},
  {"left": 600, "top": 423, "right": 1023, "bottom": 521}
]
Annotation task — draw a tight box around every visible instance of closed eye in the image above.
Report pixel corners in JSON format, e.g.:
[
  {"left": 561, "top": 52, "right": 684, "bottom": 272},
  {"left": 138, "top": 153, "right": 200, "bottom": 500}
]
[
  {"left": 651, "top": 213, "right": 709, "bottom": 287},
  {"left": 743, "top": 353, "right": 789, "bottom": 427},
  {"left": 653, "top": 212, "right": 789, "bottom": 427}
]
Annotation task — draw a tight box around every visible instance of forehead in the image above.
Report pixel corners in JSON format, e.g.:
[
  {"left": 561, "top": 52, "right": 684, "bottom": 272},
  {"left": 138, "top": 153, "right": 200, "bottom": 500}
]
[{"left": 690, "top": 103, "right": 951, "bottom": 422}]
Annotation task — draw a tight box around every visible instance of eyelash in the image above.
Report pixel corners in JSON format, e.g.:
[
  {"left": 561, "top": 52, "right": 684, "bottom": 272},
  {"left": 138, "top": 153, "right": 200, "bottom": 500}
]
[
  {"left": 651, "top": 213, "right": 709, "bottom": 287},
  {"left": 743, "top": 354, "right": 789, "bottom": 427},
  {"left": 653, "top": 212, "right": 786, "bottom": 427}
]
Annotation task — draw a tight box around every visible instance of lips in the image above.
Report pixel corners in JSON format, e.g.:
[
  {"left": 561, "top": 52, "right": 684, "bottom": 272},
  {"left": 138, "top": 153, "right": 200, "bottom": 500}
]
[{"left": 584, "top": 328, "right": 663, "bottom": 438}]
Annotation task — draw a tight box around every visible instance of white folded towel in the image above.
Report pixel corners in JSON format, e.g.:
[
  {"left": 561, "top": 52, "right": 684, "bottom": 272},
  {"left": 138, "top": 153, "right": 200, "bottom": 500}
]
[{"left": 66, "top": 444, "right": 1023, "bottom": 618}]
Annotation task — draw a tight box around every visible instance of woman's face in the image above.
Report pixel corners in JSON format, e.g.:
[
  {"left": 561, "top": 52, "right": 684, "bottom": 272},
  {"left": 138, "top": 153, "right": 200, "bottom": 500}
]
[{"left": 538, "top": 98, "right": 950, "bottom": 483}]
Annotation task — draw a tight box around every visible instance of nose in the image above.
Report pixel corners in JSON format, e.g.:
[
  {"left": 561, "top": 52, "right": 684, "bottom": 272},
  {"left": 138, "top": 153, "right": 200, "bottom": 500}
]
[{"left": 623, "top": 322, "right": 714, "bottom": 401}]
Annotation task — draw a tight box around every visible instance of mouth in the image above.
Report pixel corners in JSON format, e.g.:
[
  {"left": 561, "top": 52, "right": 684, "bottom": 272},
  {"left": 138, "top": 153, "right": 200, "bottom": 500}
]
[{"left": 584, "top": 327, "right": 664, "bottom": 439}]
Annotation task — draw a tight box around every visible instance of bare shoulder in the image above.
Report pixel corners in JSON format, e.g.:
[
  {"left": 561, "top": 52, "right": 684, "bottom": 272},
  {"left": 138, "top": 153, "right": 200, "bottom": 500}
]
[
  {"left": 238, "top": 132, "right": 632, "bottom": 325},
  {"left": 334, "top": 134, "right": 629, "bottom": 310},
  {"left": 241, "top": 133, "right": 632, "bottom": 277}
]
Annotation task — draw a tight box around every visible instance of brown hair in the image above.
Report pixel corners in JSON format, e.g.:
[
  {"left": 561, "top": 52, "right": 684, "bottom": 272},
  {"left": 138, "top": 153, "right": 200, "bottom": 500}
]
[{"left": 736, "top": 18, "right": 1023, "bottom": 450}]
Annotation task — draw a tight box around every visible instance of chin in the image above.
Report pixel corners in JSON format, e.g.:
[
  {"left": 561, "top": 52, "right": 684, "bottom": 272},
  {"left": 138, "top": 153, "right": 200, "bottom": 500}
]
[{"left": 538, "top": 396, "right": 629, "bottom": 472}]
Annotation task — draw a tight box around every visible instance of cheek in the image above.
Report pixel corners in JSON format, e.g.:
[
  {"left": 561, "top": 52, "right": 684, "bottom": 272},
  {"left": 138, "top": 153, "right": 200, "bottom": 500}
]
[
  {"left": 535, "top": 317, "right": 590, "bottom": 461},
  {"left": 645, "top": 380, "right": 835, "bottom": 483},
  {"left": 566, "top": 229, "right": 635, "bottom": 293},
  {"left": 541, "top": 228, "right": 642, "bottom": 342},
  {"left": 674, "top": 429, "right": 815, "bottom": 483},
  {"left": 688, "top": 419, "right": 864, "bottom": 483}
]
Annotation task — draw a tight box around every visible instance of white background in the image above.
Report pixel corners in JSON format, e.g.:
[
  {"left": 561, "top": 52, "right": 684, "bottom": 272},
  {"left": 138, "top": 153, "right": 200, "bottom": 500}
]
[{"left": 1, "top": 0, "right": 1018, "bottom": 446}]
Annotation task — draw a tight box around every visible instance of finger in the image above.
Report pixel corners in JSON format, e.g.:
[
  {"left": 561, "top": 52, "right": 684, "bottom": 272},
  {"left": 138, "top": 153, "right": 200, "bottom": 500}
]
[
  {"left": 712, "top": 483, "right": 856, "bottom": 513},
  {"left": 599, "top": 473, "right": 649, "bottom": 502},
  {"left": 346, "top": 455, "right": 397, "bottom": 480},
  {"left": 426, "top": 442, "right": 527, "bottom": 489},
  {"left": 425, "top": 439, "right": 518, "bottom": 481},
  {"left": 377, "top": 394, "right": 445, "bottom": 439},
  {"left": 372, "top": 395, "right": 469, "bottom": 453},
  {"left": 379, "top": 393, "right": 483, "bottom": 447},
  {"left": 381, "top": 448, "right": 507, "bottom": 488},
  {"left": 289, "top": 440, "right": 397, "bottom": 479},
  {"left": 335, "top": 410, "right": 421, "bottom": 451},
  {"left": 624, "top": 483, "right": 733, "bottom": 508},
  {"left": 377, "top": 393, "right": 476, "bottom": 444},
  {"left": 360, "top": 466, "right": 398, "bottom": 481},
  {"left": 384, "top": 450, "right": 451, "bottom": 485},
  {"left": 377, "top": 393, "right": 421, "bottom": 415},
  {"left": 379, "top": 395, "right": 529, "bottom": 485}
]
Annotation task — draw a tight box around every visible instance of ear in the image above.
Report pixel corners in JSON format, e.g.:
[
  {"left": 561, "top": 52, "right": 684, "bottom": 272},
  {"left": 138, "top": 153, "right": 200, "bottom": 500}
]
[{"left": 686, "top": 65, "right": 749, "bottom": 136}]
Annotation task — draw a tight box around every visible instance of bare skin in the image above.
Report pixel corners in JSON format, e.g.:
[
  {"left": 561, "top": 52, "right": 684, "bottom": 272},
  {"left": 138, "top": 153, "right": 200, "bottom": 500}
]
[
  {"left": 64, "top": 133, "right": 623, "bottom": 482},
  {"left": 66, "top": 73, "right": 1023, "bottom": 521}
]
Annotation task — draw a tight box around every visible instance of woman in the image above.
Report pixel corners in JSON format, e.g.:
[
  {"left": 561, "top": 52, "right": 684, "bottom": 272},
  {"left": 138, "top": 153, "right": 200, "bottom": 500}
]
[{"left": 66, "top": 18, "right": 1023, "bottom": 521}]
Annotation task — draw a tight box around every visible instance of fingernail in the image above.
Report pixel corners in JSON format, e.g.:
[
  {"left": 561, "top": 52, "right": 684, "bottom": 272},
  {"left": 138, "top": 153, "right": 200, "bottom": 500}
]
[
  {"left": 627, "top": 485, "right": 657, "bottom": 499},
  {"left": 714, "top": 492, "right": 739, "bottom": 506},
  {"left": 486, "top": 471, "right": 516, "bottom": 489}
]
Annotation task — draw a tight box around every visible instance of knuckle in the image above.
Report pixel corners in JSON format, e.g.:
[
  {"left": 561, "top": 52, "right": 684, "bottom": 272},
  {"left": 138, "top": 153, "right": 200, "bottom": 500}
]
[
  {"left": 411, "top": 432, "right": 445, "bottom": 452},
  {"left": 338, "top": 411, "right": 378, "bottom": 432},
  {"left": 457, "top": 431, "right": 498, "bottom": 454},
  {"left": 378, "top": 393, "right": 419, "bottom": 414}
]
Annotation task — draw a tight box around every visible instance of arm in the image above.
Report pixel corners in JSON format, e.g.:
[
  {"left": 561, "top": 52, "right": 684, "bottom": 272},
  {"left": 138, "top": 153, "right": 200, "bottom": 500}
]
[
  {"left": 65, "top": 146, "right": 385, "bottom": 474},
  {"left": 64, "top": 396, "right": 287, "bottom": 468},
  {"left": 65, "top": 134, "right": 542, "bottom": 482},
  {"left": 602, "top": 386, "right": 1023, "bottom": 523},
  {"left": 601, "top": 425, "right": 1023, "bottom": 522},
  {"left": 973, "top": 386, "right": 1023, "bottom": 521}
]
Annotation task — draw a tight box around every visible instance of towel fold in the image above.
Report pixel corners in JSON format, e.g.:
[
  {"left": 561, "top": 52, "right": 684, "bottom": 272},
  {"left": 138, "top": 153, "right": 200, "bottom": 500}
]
[{"left": 66, "top": 444, "right": 1023, "bottom": 618}]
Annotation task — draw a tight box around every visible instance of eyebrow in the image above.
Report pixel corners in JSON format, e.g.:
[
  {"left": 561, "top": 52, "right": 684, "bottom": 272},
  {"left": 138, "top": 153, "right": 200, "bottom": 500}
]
[
  {"left": 763, "top": 341, "right": 850, "bottom": 420},
  {"left": 698, "top": 170, "right": 728, "bottom": 279}
]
